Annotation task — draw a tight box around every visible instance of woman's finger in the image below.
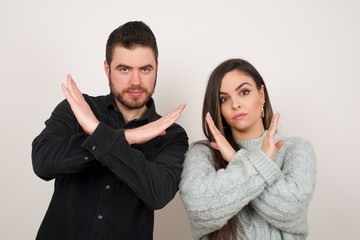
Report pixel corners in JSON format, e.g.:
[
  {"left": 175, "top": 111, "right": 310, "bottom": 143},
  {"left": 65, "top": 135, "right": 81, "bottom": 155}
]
[
  {"left": 206, "top": 114, "right": 221, "bottom": 143},
  {"left": 275, "top": 140, "right": 284, "bottom": 149},
  {"left": 205, "top": 112, "right": 236, "bottom": 161},
  {"left": 210, "top": 141, "right": 219, "bottom": 151},
  {"left": 206, "top": 113, "right": 218, "bottom": 135},
  {"left": 268, "top": 112, "right": 280, "bottom": 138},
  {"left": 206, "top": 113, "right": 224, "bottom": 144}
]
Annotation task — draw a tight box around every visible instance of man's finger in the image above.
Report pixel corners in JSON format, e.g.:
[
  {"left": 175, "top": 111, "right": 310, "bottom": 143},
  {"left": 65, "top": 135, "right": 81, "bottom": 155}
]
[{"left": 66, "top": 74, "right": 83, "bottom": 103}]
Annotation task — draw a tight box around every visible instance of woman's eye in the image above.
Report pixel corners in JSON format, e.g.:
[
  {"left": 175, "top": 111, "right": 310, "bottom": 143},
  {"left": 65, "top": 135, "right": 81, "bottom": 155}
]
[
  {"left": 219, "top": 97, "right": 228, "bottom": 104},
  {"left": 240, "top": 90, "right": 251, "bottom": 96}
]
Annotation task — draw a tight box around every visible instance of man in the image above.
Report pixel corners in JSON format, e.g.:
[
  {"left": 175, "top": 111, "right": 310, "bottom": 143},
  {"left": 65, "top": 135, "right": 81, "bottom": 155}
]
[{"left": 32, "top": 21, "right": 189, "bottom": 240}]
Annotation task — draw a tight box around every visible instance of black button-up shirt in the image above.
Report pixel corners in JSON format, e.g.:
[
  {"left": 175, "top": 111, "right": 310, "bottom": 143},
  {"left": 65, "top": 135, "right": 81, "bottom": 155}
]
[{"left": 32, "top": 93, "right": 189, "bottom": 240}]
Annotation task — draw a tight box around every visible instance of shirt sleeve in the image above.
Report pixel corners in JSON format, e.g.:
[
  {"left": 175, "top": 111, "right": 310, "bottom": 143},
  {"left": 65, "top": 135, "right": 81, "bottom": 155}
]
[
  {"left": 82, "top": 122, "right": 189, "bottom": 210},
  {"left": 249, "top": 138, "right": 317, "bottom": 234},
  {"left": 179, "top": 143, "right": 281, "bottom": 238},
  {"left": 32, "top": 100, "right": 95, "bottom": 181}
]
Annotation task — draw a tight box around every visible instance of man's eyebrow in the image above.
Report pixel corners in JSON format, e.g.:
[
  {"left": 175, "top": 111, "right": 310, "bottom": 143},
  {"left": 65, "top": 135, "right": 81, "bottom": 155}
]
[
  {"left": 115, "top": 64, "right": 154, "bottom": 69},
  {"left": 115, "top": 64, "right": 131, "bottom": 69},
  {"left": 140, "top": 64, "right": 154, "bottom": 69},
  {"left": 219, "top": 82, "right": 252, "bottom": 94}
]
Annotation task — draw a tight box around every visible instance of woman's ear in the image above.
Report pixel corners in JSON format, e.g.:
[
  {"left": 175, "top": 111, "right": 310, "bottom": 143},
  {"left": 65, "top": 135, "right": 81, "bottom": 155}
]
[{"left": 260, "top": 85, "right": 265, "bottom": 103}]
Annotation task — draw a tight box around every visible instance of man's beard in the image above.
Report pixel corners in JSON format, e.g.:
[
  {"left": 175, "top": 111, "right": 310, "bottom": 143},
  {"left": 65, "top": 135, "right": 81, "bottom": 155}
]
[{"left": 109, "top": 80, "right": 155, "bottom": 110}]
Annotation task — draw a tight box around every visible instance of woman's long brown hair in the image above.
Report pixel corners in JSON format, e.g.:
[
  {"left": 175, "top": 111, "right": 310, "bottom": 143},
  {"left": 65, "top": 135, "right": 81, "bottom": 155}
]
[{"left": 201, "top": 59, "right": 273, "bottom": 240}]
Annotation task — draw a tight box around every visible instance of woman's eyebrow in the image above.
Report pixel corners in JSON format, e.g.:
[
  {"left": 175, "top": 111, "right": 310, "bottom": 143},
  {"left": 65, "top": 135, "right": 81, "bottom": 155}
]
[
  {"left": 219, "top": 82, "right": 252, "bottom": 94},
  {"left": 235, "top": 82, "right": 252, "bottom": 91}
]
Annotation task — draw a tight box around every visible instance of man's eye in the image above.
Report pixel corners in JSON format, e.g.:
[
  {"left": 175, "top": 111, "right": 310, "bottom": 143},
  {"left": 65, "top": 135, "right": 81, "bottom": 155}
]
[
  {"left": 141, "top": 68, "right": 150, "bottom": 73},
  {"left": 119, "top": 68, "right": 129, "bottom": 73}
]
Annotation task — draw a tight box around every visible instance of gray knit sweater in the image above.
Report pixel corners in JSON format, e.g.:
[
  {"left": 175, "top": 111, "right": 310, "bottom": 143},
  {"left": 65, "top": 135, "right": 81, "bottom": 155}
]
[{"left": 179, "top": 132, "right": 316, "bottom": 240}]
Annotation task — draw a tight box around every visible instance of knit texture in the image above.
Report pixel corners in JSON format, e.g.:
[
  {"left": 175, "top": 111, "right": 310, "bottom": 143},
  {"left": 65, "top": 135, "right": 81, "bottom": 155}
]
[{"left": 179, "top": 132, "right": 316, "bottom": 240}]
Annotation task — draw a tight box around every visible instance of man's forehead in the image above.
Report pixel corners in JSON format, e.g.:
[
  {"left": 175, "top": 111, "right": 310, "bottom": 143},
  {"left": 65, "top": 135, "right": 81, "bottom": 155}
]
[{"left": 111, "top": 45, "right": 156, "bottom": 67}]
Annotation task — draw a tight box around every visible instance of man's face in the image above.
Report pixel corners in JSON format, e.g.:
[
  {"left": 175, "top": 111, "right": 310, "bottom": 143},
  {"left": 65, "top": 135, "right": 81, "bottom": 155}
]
[{"left": 105, "top": 45, "right": 157, "bottom": 111}]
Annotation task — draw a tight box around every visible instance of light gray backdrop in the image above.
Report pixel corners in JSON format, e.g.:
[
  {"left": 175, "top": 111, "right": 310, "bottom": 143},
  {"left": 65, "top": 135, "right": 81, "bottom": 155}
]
[{"left": 1, "top": 0, "right": 359, "bottom": 239}]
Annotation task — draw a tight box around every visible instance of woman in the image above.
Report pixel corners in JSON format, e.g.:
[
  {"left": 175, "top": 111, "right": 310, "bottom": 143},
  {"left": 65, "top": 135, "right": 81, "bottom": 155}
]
[{"left": 179, "top": 59, "right": 316, "bottom": 240}]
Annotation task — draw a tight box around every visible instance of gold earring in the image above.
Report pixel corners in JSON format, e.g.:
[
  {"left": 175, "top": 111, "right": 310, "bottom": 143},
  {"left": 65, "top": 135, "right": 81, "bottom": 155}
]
[{"left": 261, "top": 104, "right": 265, "bottom": 118}]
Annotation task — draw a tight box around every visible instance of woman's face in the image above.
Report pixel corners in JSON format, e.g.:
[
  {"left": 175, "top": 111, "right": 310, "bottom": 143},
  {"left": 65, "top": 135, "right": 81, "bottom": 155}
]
[{"left": 219, "top": 70, "right": 265, "bottom": 140}]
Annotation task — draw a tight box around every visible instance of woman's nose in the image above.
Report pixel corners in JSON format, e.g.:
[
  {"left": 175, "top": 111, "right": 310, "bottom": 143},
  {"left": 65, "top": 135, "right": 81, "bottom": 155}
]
[{"left": 232, "top": 100, "right": 241, "bottom": 109}]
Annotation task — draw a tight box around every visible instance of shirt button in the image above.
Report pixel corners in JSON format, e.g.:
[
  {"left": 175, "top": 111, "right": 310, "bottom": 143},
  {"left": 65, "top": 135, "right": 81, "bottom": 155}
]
[
  {"left": 84, "top": 156, "right": 89, "bottom": 160},
  {"left": 91, "top": 146, "right": 96, "bottom": 150},
  {"left": 98, "top": 215, "right": 103, "bottom": 220},
  {"left": 105, "top": 185, "right": 111, "bottom": 190}
]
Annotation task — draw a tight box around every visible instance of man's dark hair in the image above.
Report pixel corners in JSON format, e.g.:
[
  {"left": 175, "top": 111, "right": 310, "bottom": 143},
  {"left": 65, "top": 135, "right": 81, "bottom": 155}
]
[{"left": 106, "top": 21, "right": 158, "bottom": 65}]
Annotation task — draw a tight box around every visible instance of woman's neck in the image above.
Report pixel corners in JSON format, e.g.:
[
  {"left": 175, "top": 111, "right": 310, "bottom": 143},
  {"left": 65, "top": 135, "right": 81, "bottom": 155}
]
[{"left": 232, "top": 124, "right": 265, "bottom": 141}]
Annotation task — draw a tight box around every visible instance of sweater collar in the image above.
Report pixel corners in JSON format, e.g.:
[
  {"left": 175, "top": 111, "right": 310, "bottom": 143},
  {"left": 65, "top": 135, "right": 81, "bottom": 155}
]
[{"left": 236, "top": 131, "right": 267, "bottom": 151}]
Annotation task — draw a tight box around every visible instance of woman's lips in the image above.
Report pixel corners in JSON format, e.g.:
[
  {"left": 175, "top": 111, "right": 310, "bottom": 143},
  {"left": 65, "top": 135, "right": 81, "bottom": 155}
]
[{"left": 233, "top": 113, "right": 247, "bottom": 120}]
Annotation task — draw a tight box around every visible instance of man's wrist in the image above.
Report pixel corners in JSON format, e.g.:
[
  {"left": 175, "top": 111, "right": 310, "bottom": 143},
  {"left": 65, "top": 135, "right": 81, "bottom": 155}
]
[
  {"left": 124, "top": 129, "right": 134, "bottom": 145},
  {"left": 87, "top": 121, "right": 100, "bottom": 135}
]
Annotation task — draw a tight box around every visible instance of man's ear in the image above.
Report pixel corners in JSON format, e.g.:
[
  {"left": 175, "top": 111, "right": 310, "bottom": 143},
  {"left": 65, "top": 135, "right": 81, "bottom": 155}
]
[{"left": 104, "top": 60, "right": 110, "bottom": 78}]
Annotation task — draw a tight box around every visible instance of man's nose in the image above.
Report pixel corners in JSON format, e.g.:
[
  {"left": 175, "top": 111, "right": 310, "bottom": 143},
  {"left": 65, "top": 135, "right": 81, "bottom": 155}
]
[{"left": 130, "top": 71, "right": 141, "bottom": 85}]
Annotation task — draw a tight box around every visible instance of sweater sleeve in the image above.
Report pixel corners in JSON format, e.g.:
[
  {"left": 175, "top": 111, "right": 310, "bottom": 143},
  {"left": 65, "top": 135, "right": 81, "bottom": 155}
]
[
  {"left": 250, "top": 138, "right": 316, "bottom": 234},
  {"left": 179, "top": 143, "right": 281, "bottom": 239}
]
